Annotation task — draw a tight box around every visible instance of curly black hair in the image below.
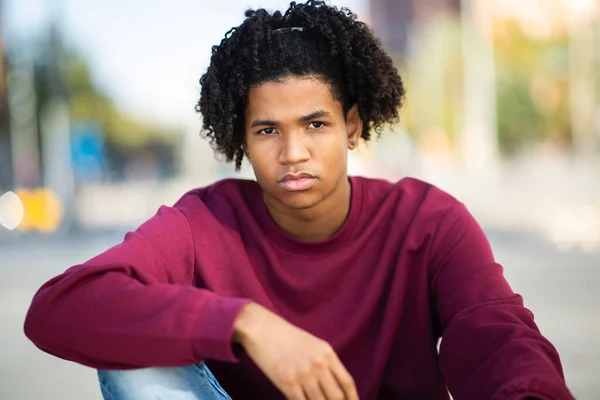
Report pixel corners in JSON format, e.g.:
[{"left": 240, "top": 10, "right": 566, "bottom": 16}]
[{"left": 196, "top": 0, "right": 405, "bottom": 170}]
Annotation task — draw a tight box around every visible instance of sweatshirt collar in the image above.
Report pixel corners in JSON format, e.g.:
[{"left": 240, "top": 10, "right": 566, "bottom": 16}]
[{"left": 254, "top": 176, "right": 364, "bottom": 255}]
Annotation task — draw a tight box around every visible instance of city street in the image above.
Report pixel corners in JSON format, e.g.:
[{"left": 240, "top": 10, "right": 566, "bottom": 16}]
[{"left": 1, "top": 228, "right": 598, "bottom": 399}]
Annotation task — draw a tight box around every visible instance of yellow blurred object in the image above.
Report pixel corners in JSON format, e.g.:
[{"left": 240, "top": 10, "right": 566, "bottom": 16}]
[{"left": 14, "top": 188, "right": 63, "bottom": 233}]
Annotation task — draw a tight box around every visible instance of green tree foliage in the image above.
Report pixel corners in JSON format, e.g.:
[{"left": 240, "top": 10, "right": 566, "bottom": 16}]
[
  {"left": 494, "top": 21, "right": 572, "bottom": 153},
  {"left": 65, "top": 53, "right": 176, "bottom": 149}
]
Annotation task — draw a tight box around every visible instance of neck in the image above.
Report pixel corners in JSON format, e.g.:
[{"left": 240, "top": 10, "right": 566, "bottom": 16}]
[{"left": 264, "top": 176, "right": 352, "bottom": 242}]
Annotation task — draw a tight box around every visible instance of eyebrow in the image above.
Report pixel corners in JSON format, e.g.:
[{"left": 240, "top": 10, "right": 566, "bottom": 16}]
[
  {"left": 299, "top": 110, "right": 332, "bottom": 122},
  {"left": 250, "top": 110, "right": 332, "bottom": 128}
]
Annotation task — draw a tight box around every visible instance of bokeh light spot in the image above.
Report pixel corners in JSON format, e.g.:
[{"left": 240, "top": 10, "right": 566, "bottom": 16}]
[{"left": 0, "top": 191, "right": 25, "bottom": 230}]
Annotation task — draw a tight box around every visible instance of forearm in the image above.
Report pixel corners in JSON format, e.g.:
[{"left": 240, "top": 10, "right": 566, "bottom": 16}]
[
  {"left": 25, "top": 265, "right": 251, "bottom": 369},
  {"left": 439, "top": 299, "right": 573, "bottom": 400}
]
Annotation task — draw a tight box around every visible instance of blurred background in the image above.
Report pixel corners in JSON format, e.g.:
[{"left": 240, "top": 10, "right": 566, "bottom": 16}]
[{"left": 1, "top": 0, "right": 599, "bottom": 398}]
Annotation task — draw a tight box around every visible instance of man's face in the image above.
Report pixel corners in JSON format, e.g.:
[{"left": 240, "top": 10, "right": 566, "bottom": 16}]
[{"left": 244, "top": 76, "right": 361, "bottom": 211}]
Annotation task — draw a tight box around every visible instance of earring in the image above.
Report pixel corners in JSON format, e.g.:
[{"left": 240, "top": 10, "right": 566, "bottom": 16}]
[{"left": 350, "top": 141, "right": 355, "bottom": 146}]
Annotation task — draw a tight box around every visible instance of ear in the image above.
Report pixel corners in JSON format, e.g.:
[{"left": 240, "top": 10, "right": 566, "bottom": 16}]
[{"left": 345, "top": 103, "right": 362, "bottom": 150}]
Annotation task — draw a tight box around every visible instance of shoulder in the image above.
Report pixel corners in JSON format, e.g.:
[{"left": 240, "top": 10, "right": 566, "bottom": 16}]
[
  {"left": 354, "top": 175, "right": 461, "bottom": 215},
  {"left": 354, "top": 175, "right": 474, "bottom": 246},
  {"left": 173, "top": 178, "right": 259, "bottom": 209},
  {"left": 382, "top": 178, "right": 490, "bottom": 265},
  {"left": 170, "top": 178, "right": 260, "bottom": 227}
]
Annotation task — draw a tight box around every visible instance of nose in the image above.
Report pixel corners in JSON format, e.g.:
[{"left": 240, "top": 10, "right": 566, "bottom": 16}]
[{"left": 278, "top": 132, "right": 310, "bottom": 165}]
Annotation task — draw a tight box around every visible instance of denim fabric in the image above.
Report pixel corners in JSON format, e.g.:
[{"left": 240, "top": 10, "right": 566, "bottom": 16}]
[{"left": 98, "top": 363, "right": 231, "bottom": 400}]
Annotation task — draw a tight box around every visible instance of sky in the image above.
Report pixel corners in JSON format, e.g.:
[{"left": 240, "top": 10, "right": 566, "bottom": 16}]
[{"left": 5, "top": 0, "right": 368, "bottom": 130}]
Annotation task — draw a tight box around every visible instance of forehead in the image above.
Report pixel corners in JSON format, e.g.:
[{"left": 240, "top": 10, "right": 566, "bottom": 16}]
[{"left": 246, "top": 77, "right": 342, "bottom": 118}]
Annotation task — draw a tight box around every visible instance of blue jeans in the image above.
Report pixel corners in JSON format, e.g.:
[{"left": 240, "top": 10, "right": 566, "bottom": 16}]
[{"left": 98, "top": 363, "right": 231, "bottom": 400}]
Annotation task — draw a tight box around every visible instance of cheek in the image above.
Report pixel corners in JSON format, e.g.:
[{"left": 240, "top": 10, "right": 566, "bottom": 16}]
[
  {"left": 317, "top": 132, "right": 348, "bottom": 162},
  {"left": 248, "top": 144, "right": 278, "bottom": 179}
]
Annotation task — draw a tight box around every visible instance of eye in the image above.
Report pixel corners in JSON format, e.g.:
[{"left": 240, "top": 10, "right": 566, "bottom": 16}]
[
  {"left": 259, "top": 127, "right": 277, "bottom": 135},
  {"left": 308, "top": 121, "right": 326, "bottom": 130}
]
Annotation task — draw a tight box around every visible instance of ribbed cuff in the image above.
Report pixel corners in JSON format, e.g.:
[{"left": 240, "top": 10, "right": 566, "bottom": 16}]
[
  {"left": 493, "top": 376, "right": 575, "bottom": 400},
  {"left": 191, "top": 295, "right": 253, "bottom": 363}
]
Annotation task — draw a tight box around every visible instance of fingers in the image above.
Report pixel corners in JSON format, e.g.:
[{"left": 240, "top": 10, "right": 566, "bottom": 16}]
[
  {"left": 303, "top": 377, "right": 326, "bottom": 400},
  {"left": 318, "top": 369, "right": 346, "bottom": 400},
  {"left": 287, "top": 362, "right": 357, "bottom": 400},
  {"left": 329, "top": 358, "right": 359, "bottom": 400},
  {"left": 287, "top": 385, "right": 308, "bottom": 400}
]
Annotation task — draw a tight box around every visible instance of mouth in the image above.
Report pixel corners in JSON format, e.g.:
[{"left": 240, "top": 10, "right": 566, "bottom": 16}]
[{"left": 279, "top": 173, "right": 317, "bottom": 192}]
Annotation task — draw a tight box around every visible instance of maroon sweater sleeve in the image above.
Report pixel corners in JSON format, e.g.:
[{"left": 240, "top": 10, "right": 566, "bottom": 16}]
[
  {"left": 429, "top": 203, "right": 574, "bottom": 400},
  {"left": 24, "top": 203, "right": 251, "bottom": 369}
]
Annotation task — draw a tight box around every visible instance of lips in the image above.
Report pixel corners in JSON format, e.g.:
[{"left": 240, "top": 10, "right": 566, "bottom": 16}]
[{"left": 279, "top": 172, "right": 317, "bottom": 192}]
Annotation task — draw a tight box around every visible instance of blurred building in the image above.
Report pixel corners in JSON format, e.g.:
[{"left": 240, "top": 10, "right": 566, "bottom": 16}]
[
  {"left": 368, "top": 0, "right": 500, "bottom": 177},
  {"left": 369, "top": 0, "right": 460, "bottom": 56},
  {"left": 369, "top": 0, "right": 600, "bottom": 163},
  {"left": 0, "top": 0, "right": 12, "bottom": 190},
  {"left": 370, "top": 0, "right": 600, "bottom": 52}
]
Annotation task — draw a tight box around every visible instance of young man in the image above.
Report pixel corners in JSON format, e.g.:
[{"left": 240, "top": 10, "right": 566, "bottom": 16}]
[{"left": 24, "top": 1, "right": 573, "bottom": 399}]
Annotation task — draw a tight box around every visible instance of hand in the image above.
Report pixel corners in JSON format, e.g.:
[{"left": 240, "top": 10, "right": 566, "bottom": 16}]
[{"left": 233, "top": 303, "right": 359, "bottom": 400}]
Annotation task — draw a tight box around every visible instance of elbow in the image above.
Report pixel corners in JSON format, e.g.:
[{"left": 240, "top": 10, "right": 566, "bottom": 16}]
[
  {"left": 23, "top": 291, "right": 55, "bottom": 349},
  {"left": 23, "top": 274, "right": 75, "bottom": 352},
  {"left": 23, "top": 265, "right": 88, "bottom": 348},
  {"left": 23, "top": 311, "right": 42, "bottom": 348}
]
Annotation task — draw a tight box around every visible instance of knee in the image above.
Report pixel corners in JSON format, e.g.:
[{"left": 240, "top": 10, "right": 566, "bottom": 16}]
[
  {"left": 97, "top": 364, "right": 228, "bottom": 400},
  {"left": 98, "top": 368, "right": 184, "bottom": 400}
]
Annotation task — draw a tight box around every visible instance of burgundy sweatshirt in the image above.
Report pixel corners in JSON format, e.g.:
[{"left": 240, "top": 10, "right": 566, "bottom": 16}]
[{"left": 24, "top": 177, "right": 573, "bottom": 399}]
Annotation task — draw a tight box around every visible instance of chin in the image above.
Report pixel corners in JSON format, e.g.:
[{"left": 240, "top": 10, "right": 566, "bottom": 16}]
[{"left": 280, "top": 192, "right": 323, "bottom": 210}]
